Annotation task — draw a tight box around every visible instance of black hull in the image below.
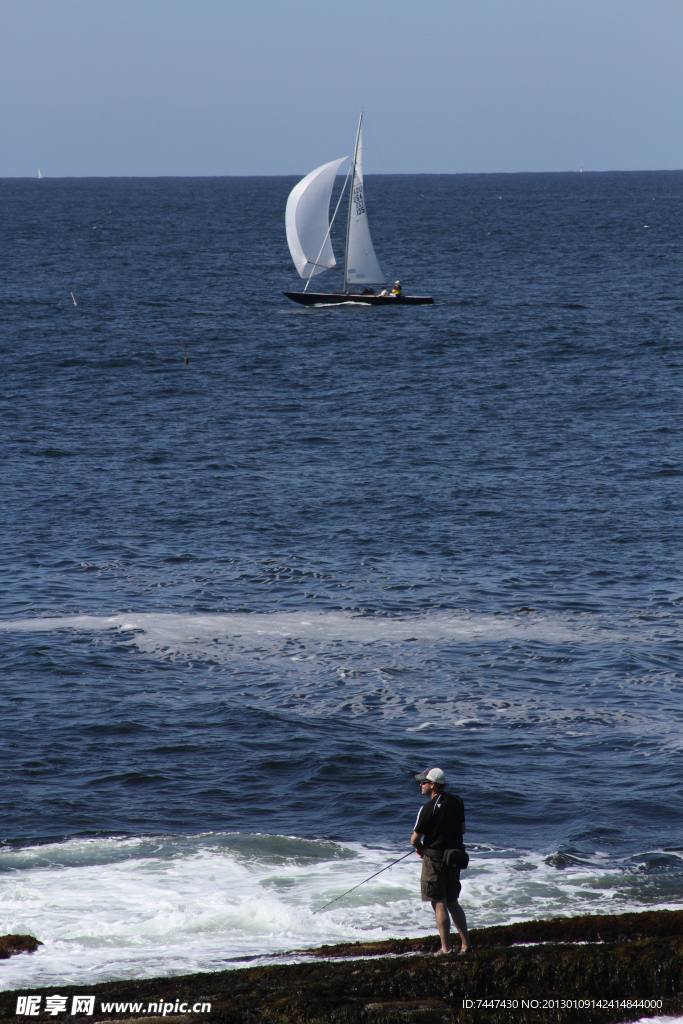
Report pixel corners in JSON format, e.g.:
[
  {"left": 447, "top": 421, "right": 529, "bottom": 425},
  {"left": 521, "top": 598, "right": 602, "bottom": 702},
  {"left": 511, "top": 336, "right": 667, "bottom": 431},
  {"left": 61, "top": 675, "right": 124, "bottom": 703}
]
[{"left": 284, "top": 291, "right": 434, "bottom": 306}]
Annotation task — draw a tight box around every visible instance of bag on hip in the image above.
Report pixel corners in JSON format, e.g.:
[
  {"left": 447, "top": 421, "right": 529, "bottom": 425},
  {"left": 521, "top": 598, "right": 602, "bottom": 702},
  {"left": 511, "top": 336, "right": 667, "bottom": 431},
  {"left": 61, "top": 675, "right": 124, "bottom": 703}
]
[{"left": 443, "top": 846, "right": 469, "bottom": 870}]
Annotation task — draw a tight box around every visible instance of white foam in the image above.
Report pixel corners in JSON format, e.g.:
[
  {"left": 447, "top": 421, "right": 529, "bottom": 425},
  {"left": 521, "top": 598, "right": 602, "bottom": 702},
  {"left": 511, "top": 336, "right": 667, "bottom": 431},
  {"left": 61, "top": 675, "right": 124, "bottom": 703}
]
[
  {"left": 1, "top": 609, "right": 677, "bottom": 740},
  {"left": 628, "top": 1019, "right": 683, "bottom": 1024},
  {"left": 1, "top": 832, "right": 680, "bottom": 990},
  {"left": 0, "top": 609, "right": 617, "bottom": 649}
]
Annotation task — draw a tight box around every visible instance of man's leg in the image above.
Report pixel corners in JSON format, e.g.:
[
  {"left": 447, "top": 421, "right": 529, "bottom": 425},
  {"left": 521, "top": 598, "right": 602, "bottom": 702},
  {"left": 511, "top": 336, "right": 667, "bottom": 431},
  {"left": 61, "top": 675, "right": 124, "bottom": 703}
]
[
  {"left": 447, "top": 899, "right": 470, "bottom": 953},
  {"left": 432, "top": 900, "right": 451, "bottom": 953}
]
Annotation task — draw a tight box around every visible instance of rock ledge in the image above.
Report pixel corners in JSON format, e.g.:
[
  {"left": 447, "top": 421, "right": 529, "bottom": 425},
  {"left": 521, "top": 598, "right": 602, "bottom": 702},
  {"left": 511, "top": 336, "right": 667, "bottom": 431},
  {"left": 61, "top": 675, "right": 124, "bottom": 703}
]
[{"left": 0, "top": 911, "right": 680, "bottom": 1024}]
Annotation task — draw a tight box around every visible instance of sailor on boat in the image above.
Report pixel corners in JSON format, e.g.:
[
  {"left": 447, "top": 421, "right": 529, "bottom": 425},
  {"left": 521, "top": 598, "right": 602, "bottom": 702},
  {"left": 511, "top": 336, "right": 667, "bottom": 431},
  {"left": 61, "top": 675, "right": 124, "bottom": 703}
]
[{"left": 379, "top": 280, "right": 402, "bottom": 298}]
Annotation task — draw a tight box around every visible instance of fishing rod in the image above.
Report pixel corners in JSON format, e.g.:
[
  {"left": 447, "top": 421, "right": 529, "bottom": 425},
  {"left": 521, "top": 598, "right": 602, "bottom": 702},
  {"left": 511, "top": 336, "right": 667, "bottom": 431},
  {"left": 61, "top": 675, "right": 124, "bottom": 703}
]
[{"left": 314, "top": 849, "right": 415, "bottom": 914}]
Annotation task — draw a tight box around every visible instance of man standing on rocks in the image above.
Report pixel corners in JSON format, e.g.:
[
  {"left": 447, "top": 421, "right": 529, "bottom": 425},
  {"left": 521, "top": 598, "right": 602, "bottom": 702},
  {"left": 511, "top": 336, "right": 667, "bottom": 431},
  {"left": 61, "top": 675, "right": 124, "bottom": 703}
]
[{"left": 411, "top": 767, "right": 471, "bottom": 956}]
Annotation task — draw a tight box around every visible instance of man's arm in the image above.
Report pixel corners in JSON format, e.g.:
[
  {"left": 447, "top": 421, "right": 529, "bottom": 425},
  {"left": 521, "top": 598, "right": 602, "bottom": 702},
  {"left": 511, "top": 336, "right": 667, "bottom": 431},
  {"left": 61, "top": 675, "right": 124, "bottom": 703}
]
[
  {"left": 411, "top": 803, "right": 427, "bottom": 855},
  {"left": 411, "top": 797, "right": 435, "bottom": 855}
]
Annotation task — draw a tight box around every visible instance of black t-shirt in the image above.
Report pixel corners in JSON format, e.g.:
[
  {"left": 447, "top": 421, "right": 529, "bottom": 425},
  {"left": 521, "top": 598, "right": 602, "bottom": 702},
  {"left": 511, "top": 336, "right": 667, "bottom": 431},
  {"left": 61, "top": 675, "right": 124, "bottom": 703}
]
[{"left": 414, "top": 792, "right": 465, "bottom": 850}]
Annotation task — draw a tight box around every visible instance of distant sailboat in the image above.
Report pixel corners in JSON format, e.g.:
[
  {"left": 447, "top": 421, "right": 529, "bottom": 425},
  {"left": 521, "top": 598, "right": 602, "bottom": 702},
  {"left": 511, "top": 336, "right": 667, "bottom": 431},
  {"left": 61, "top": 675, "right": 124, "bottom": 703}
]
[{"left": 284, "top": 115, "right": 433, "bottom": 306}]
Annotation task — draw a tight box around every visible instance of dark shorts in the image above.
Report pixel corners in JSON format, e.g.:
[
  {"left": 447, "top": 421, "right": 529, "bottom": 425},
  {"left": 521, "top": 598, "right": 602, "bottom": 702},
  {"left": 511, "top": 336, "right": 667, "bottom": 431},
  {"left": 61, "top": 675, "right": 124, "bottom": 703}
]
[{"left": 420, "top": 854, "right": 462, "bottom": 903}]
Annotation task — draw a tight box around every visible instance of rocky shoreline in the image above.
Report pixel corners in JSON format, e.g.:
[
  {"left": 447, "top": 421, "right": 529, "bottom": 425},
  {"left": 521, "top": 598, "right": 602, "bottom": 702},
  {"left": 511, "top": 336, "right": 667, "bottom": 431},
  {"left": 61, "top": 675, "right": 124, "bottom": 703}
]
[{"left": 0, "top": 910, "right": 681, "bottom": 1023}]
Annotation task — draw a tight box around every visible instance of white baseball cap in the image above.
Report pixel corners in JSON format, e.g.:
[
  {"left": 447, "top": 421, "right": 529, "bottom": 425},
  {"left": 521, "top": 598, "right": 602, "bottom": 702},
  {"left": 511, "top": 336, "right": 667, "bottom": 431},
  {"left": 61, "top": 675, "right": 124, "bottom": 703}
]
[{"left": 415, "top": 767, "right": 446, "bottom": 785}]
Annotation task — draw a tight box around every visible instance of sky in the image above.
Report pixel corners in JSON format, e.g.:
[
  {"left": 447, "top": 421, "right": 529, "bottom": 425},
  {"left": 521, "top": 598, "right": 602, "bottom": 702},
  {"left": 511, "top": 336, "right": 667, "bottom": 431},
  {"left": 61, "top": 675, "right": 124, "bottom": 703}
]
[{"left": 1, "top": 0, "right": 682, "bottom": 176}]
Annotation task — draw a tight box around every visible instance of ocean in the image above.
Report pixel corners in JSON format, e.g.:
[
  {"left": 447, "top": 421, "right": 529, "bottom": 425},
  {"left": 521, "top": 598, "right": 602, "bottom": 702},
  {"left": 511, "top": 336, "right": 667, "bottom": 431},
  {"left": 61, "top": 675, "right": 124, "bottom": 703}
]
[{"left": 1, "top": 171, "right": 681, "bottom": 991}]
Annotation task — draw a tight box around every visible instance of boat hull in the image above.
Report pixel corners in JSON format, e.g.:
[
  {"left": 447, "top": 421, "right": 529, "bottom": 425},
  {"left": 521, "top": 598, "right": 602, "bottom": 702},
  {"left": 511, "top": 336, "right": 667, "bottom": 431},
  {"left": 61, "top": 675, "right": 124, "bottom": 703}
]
[{"left": 284, "top": 291, "right": 434, "bottom": 306}]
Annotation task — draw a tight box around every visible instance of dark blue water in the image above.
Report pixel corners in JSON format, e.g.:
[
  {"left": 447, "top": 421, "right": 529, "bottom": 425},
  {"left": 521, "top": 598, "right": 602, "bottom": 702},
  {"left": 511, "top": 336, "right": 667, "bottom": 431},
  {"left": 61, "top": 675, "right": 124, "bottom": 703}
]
[{"left": 1, "top": 174, "right": 682, "bottom": 980}]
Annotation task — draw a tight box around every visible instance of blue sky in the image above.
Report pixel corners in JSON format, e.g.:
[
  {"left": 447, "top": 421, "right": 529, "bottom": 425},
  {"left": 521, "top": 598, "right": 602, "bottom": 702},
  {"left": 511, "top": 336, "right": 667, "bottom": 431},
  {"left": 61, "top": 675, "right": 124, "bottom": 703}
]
[{"left": 2, "top": 0, "right": 681, "bottom": 176}]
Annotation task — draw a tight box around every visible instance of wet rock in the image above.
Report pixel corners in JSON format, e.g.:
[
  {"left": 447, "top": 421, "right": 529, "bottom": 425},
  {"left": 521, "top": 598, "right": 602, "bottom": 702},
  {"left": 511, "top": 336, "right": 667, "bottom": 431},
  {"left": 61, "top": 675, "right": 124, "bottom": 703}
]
[
  {"left": 363, "top": 999, "right": 451, "bottom": 1022},
  {"left": 0, "top": 912, "right": 680, "bottom": 1023},
  {"left": 311, "top": 908, "right": 683, "bottom": 957},
  {"left": 0, "top": 935, "right": 42, "bottom": 959}
]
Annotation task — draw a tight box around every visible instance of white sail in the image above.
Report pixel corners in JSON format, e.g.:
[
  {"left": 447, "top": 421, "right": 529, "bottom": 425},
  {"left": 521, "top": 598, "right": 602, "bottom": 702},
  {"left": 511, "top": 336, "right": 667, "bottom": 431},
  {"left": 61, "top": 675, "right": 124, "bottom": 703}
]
[
  {"left": 285, "top": 156, "right": 347, "bottom": 280},
  {"left": 344, "top": 121, "right": 384, "bottom": 286}
]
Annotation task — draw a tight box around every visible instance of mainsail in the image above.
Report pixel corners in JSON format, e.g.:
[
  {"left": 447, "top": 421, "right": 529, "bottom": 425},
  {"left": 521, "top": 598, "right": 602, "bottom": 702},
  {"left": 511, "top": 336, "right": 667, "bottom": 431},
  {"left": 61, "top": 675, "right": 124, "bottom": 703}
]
[
  {"left": 285, "top": 156, "right": 347, "bottom": 280},
  {"left": 344, "top": 118, "right": 384, "bottom": 287}
]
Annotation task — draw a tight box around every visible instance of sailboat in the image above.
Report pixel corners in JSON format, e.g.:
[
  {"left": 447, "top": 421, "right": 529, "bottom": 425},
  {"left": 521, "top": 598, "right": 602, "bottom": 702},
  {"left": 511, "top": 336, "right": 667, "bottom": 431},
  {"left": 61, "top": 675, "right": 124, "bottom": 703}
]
[{"left": 284, "top": 115, "right": 433, "bottom": 306}]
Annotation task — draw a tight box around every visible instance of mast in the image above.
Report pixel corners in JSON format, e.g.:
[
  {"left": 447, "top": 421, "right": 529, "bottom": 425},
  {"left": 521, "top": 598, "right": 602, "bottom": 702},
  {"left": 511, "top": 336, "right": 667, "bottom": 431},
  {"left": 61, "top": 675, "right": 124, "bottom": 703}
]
[{"left": 343, "top": 113, "right": 363, "bottom": 294}]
